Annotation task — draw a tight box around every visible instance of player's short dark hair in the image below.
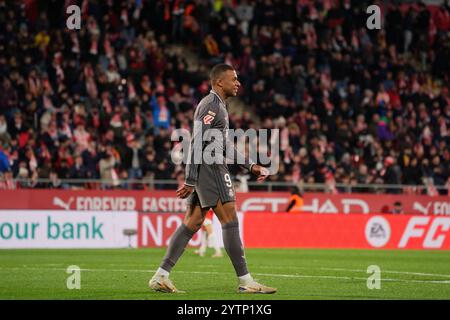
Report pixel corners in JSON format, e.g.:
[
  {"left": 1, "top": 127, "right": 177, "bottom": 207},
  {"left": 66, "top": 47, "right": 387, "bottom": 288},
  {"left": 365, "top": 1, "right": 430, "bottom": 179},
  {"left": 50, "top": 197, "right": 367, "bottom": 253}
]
[{"left": 210, "top": 64, "right": 234, "bottom": 82}]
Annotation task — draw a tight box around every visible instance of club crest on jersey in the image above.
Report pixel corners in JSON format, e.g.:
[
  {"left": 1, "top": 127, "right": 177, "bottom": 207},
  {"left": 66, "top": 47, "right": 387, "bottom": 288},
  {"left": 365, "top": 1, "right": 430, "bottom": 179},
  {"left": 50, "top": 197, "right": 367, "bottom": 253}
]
[{"left": 203, "top": 114, "right": 215, "bottom": 124}]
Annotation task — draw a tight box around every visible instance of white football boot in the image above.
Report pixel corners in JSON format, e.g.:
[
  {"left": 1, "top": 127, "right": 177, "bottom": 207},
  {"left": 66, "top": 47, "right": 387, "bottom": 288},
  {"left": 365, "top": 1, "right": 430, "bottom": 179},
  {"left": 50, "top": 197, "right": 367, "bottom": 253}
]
[
  {"left": 149, "top": 274, "right": 184, "bottom": 293},
  {"left": 238, "top": 280, "right": 277, "bottom": 294}
]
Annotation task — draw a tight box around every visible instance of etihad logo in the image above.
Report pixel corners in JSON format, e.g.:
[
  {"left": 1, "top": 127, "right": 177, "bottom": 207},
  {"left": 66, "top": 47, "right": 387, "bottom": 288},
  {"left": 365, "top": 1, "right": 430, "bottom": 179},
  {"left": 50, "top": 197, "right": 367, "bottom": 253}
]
[{"left": 241, "top": 197, "right": 370, "bottom": 213}]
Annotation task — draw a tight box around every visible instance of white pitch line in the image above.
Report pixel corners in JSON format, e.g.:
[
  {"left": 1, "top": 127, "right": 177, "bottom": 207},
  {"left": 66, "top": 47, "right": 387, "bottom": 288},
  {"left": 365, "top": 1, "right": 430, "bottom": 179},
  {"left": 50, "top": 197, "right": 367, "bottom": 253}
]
[
  {"left": 1, "top": 266, "right": 450, "bottom": 285},
  {"left": 251, "top": 272, "right": 450, "bottom": 285},
  {"left": 68, "top": 263, "right": 450, "bottom": 279},
  {"left": 199, "top": 264, "right": 450, "bottom": 279},
  {"left": 317, "top": 267, "right": 450, "bottom": 279}
]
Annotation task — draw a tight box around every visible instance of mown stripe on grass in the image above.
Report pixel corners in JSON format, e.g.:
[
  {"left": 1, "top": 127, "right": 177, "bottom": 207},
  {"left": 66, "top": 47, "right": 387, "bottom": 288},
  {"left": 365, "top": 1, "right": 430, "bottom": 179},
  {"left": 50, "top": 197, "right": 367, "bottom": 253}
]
[{"left": 1, "top": 267, "right": 450, "bottom": 285}]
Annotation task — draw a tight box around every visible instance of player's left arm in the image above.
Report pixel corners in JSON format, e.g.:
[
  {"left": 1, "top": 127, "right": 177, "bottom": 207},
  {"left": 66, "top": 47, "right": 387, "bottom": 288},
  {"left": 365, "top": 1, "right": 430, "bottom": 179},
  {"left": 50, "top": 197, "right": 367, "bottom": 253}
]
[
  {"left": 224, "top": 138, "right": 255, "bottom": 171},
  {"left": 224, "top": 138, "right": 269, "bottom": 182}
]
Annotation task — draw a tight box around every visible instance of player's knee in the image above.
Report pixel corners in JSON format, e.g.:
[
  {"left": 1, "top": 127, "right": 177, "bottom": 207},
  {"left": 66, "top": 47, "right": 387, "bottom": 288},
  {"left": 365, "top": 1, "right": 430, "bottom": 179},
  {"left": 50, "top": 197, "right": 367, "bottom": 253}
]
[
  {"left": 184, "top": 218, "right": 204, "bottom": 233},
  {"left": 220, "top": 216, "right": 238, "bottom": 226},
  {"left": 224, "top": 210, "right": 238, "bottom": 223},
  {"left": 184, "top": 223, "right": 200, "bottom": 233}
]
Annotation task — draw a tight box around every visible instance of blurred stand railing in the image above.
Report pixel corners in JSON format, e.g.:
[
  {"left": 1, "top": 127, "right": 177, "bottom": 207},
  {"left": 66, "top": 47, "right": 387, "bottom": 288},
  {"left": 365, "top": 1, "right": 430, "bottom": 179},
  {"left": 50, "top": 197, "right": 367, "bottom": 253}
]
[{"left": 0, "top": 177, "right": 448, "bottom": 195}]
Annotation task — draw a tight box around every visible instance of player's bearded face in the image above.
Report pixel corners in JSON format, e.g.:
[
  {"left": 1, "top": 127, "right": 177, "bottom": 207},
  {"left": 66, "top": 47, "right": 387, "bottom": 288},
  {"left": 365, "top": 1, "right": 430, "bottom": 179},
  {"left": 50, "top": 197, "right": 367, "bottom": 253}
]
[{"left": 221, "top": 70, "right": 241, "bottom": 97}]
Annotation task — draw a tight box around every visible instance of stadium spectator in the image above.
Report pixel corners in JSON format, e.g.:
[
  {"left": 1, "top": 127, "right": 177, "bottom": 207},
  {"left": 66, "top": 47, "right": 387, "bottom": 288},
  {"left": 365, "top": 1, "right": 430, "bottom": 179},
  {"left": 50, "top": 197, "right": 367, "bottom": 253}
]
[
  {"left": 69, "top": 155, "right": 88, "bottom": 180},
  {"left": 0, "top": 147, "right": 10, "bottom": 174},
  {"left": 0, "top": 78, "right": 19, "bottom": 121},
  {"left": 99, "top": 145, "right": 120, "bottom": 189},
  {"left": 391, "top": 201, "right": 404, "bottom": 214},
  {"left": 285, "top": 186, "right": 304, "bottom": 213},
  {"left": 47, "top": 170, "right": 64, "bottom": 189},
  {"left": 122, "top": 135, "right": 144, "bottom": 181}
]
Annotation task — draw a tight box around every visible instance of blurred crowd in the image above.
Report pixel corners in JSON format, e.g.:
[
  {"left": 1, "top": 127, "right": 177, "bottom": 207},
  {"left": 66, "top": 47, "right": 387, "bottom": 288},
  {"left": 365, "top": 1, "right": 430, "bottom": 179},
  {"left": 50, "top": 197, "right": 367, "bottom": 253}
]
[{"left": 0, "top": 0, "right": 449, "bottom": 194}]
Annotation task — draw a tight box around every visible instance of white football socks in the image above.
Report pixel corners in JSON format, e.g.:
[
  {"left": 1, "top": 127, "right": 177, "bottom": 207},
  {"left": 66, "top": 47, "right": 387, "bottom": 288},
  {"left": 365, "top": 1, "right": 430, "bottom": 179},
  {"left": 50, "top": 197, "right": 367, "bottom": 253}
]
[
  {"left": 156, "top": 267, "right": 170, "bottom": 277},
  {"left": 238, "top": 273, "right": 254, "bottom": 285}
]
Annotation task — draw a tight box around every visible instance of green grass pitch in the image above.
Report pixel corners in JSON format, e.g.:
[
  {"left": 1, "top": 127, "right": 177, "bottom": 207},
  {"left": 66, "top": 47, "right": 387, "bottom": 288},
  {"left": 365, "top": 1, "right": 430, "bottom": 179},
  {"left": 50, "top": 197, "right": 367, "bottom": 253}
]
[{"left": 1, "top": 248, "right": 449, "bottom": 300}]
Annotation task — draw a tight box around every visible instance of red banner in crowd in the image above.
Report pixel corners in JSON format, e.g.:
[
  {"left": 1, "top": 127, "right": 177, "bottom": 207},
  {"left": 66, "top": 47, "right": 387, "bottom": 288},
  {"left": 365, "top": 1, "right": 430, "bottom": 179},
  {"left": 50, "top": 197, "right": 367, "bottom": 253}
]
[
  {"left": 0, "top": 189, "right": 448, "bottom": 215},
  {"left": 243, "top": 213, "right": 450, "bottom": 250}
]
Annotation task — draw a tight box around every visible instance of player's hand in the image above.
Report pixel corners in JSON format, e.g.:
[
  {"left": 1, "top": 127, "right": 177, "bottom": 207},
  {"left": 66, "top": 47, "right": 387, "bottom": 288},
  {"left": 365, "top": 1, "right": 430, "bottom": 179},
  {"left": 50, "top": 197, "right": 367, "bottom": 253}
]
[
  {"left": 176, "top": 184, "right": 194, "bottom": 199},
  {"left": 251, "top": 164, "right": 270, "bottom": 182}
]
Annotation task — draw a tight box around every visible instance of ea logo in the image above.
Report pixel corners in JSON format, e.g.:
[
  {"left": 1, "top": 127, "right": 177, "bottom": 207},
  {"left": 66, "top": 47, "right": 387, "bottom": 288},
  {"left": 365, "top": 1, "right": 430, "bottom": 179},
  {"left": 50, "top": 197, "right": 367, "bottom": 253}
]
[{"left": 365, "top": 216, "right": 391, "bottom": 248}]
